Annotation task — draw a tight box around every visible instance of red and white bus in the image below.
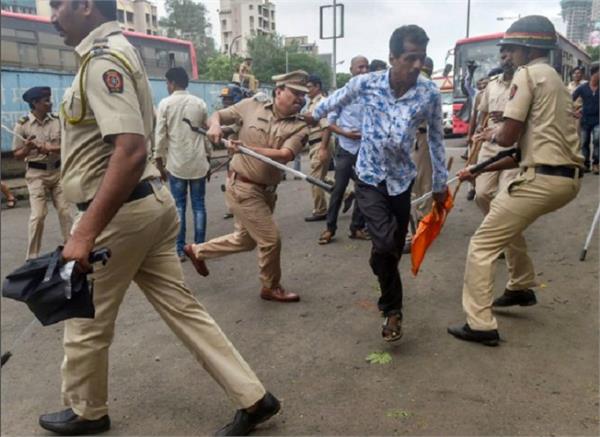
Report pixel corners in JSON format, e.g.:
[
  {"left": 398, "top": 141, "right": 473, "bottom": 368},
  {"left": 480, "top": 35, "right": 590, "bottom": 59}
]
[
  {"left": 451, "top": 32, "right": 591, "bottom": 135},
  {"left": 1, "top": 10, "right": 198, "bottom": 79}
]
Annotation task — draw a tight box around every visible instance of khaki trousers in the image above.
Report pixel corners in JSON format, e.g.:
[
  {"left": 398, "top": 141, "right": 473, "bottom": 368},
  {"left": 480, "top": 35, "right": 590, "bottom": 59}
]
[
  {"left": 25, "top": 167, "right": 73, "bottom": 259},
  {"left": 194, "top": 179, "right": 281, "bottom": 289},
  {"left": 463, "top": 168, "right": 581, "bottom": 331},
  {"left": 61, "top": 185, "right": 265, "bottom": 420},
  {"left": 308, "top": 145, "right": 330, "bottom": 216},
  {"left": 411, "top": 132, "right": 433, "bottom": 221}
]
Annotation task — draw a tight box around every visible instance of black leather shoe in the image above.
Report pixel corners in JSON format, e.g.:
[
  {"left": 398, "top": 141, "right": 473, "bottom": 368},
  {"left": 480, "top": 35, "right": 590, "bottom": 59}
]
[
  {"left": 39, "top": 408, "right": 110, "bottom": 435},
  {"left": 215, "top": 392, "right": 281, "bottom": 436},
  {"left": 493, "top": 289, "right": 537, "bottom": 307},
  {"left": 447, "top": 324, "right": 499, "bottom": 346},
  {"left": 304, "top": 213, "right": 327, "bottom": 222}
]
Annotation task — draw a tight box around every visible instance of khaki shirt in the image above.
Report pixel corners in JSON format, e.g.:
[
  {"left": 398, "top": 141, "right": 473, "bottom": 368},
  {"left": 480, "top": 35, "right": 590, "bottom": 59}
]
[
  {"left": 60, "top": 21, "right": 159, "bottom": 204},
  {"left": 477, "top": 74, "right": 511, "bottom": 154},
  {"left": 503, "top": 58, "right": 583, "bottom": 168},
  {"left": 567, "top": 80, "right": 587, "bottom": 112},
  {"left": 219, "top": 95, "right": 308, "bottom": 186},
  {"left": 304, "top": 94, "right": 329, "bottom": 146},
  {"left": 13, "top": 112, "right": 61, "bottom": 164},
  {"left": 155, "top": 90, "right": 211, "bottom": 180}
]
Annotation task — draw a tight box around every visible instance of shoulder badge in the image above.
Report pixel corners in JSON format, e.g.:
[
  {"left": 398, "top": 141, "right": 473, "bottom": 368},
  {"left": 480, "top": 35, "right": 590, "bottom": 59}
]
[
  {"left": 18, "top": 115, "right": 28, "bottom": 125},
  {"left": 102, "top": 69, "right": 124, "bottom": 93},
  {"left": 509, "top": 84, "right": 518, "bottom": 100}
]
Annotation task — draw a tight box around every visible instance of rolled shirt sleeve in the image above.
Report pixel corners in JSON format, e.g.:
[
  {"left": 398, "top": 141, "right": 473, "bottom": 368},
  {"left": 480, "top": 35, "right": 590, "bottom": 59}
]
[
  {"left": 282, "top": 126, "right": 309, "bottom": 158},
  {"left": 426, "top": 89, "right": 448, "bottom": 193},
  {"left": 85, "top": 58, "right": 145, "bottom": 140},
  {"left": 218, "top": 100, "right": 246, "bottom": 126},
  {"left": 503, "top": 69, "right": 533, "bottom": 122}
]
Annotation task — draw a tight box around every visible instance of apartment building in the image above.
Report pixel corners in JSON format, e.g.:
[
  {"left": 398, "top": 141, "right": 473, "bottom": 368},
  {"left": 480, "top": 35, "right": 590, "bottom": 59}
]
[
  {"left": 219, "top": 0, "right": 276, "bottom": 56},
  {"left": 561, "top": 0, "right": 593, "bottom": 45}
]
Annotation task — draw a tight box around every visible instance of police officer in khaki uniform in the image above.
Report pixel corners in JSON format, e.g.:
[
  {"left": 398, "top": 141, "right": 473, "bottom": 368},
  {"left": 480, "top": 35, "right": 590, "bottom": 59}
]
[
  {"left": 41, "top": 2, "right": 279, "bottom": 435},
  {"left": 12, "top": 86, "right": 73, "bottom": 260},
  {"left": 185, "top": 71, "right": 309, "bottom": 303},
  {"left": 304, "top": 74, "right": 332, "bottom": 222},
  {"left": 448, "top": 15, "right": 584, "bottom": 346}
]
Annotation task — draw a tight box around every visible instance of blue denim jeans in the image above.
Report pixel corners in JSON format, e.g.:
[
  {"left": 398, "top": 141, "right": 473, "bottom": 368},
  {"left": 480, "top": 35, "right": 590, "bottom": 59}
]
[{"left": 168, "top": 174, "right": 206, "bottom": 256}]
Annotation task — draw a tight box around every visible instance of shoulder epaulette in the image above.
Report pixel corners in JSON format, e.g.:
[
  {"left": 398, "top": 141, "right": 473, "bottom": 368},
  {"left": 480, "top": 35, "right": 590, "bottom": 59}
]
[{"left": 18, "top": 115, "right": 28, "bottom": 125}]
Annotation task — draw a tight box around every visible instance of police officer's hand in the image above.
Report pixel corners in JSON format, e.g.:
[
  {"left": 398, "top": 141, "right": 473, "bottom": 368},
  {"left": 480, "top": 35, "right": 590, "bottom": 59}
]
[
  {"left": 24, "top": 136, "right": 38, "bottom": 151},
  {"left": 207, "top": 124, "right": 224, "bottom": 146},
  {"left": 473, "top": 127, "right": 495, "bottom": 143},
  {"left": 432, "top": 190, "right": 448, "bottom": 215},
  {"left": 318, "top": 146, "right": 330, "bottom": 164},
  {"left": 62, "top": 233, "right": 95, "bottom": 272},
  {"left": 457, "top": 167, "right": 477, "bottom": 183},
  {"left": 302, "top": 113, "right": 319, "bottom": 127},
  {"left": 226, "top": 139, "right": 242, "bottom": 154},
  {"left": 158, "top": 167, "right": 169, "bottom": 182}
]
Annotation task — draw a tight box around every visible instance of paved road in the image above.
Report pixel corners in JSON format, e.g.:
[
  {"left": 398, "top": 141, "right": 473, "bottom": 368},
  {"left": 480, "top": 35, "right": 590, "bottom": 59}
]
[{"left": 1, "top": 144, "right": 598, "bottom": 436}]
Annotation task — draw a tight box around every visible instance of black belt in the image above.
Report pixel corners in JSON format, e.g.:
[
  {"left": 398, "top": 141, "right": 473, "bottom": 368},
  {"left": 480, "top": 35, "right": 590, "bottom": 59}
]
[
  {"left": 76, "top": 178, "right": 157, "bottom": 212},
  {"left": 535, "top": 165, "right": 583, "bottom": 179},
  {"left": 28, "top": 160, "right": 60, "bottom": 170},
  {"left": 308, "top": 138, "right": 321, "bottom": 146}
]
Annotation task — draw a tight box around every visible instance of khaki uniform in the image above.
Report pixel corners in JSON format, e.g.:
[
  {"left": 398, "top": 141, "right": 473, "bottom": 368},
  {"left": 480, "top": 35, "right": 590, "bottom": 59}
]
[
  {"left": 474, "top": 75, "right": 520, "bottom": 213},
  {"left": 463, "top": 58, "right": 583, "bottom": 331},
  {"left": 59, "top": 21, "right": 264, "bottom": 420},
  {"left": 305, "top": 93, "right": 331, "bottom": 216},
  {"left": 12, "top": 113, "right": 72, "bottom": 259},
  {"left": 193, "top": 95, "right": 308, "bottom": 288}
]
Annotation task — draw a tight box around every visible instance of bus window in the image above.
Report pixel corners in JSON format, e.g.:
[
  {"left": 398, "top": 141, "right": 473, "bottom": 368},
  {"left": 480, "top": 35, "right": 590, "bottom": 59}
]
[
  {"left": 40, "top": 47, "right": 60, "bottom": 68},
  {"left": 37, "top": 31, "right": 64, "bottom": 46},
  {"left": 156, "top": 49, "right": 169, "bottom": 67},
  {"left": 1, "top": 27, "right": 15, "bottom": 37},
  {"left": 16, "top": 30, "right": 36, "bottom": 41},
  {"left": 60, "top": 50, "right": 76, "bottom": 69},
  {"left": 1, "top": 40, "right": 19, "bottom": 62},
  {"left": 454, "top": 39, "right": 499, "bottom": 99},
  {"left": 18, "top": 42, "right": 38, "bottom": 66}
]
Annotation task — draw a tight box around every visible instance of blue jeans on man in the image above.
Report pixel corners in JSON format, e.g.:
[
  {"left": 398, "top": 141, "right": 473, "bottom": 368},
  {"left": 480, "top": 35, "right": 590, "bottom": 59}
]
[
  {"left": 169, "top": 174, "right": 207, "bottom": 256},
  {"left": 581, "top": 124, "right": 600, "bottom": 170}
]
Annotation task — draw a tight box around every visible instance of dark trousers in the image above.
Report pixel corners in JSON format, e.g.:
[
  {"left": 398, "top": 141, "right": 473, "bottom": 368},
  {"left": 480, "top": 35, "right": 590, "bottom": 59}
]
[
  {"left": 581, "top": 124, "right": 599, "bottom": 167},
  {"left": 355, "top": 180, "right": 413, "bottom": 317},
  {"left": 326, "top": 146, "right": 366, "bottom": 233}
]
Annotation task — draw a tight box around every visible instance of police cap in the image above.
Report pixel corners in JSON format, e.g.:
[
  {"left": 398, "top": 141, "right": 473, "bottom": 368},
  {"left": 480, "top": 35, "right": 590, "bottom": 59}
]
[
  {"left": 498, "top": 15, "right": 557, "bottom": 50},
  {"left": 22, "top": 86, "right": 51, "bottom": 104},
  {"left": 220, "top": 84, "right": 244, "bottom": 104},
  {"left": 272, "top": 70, "right": 309, "bottom": 93}
]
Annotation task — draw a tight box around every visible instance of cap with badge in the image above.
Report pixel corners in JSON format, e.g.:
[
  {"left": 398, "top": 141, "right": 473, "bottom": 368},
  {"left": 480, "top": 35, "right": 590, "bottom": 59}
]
[
  {"left": 498, "top": 15, "right": 557, "bottom": 50},
  {"left": 272, "top": 70, "right": 309, "bottom": 93},
  {"left": 22, "top": 87, "right": 51, "bottom": 104}
]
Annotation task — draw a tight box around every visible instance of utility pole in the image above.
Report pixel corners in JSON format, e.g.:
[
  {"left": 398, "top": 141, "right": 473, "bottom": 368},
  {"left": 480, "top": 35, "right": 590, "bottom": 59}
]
[{"left": 466, "top": 0, "right": 471, "bottom": 37}]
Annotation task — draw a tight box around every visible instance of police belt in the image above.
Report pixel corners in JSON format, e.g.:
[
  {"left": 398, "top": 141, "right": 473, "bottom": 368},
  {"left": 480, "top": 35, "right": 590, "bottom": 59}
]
[
  {"left": 533, "top": 165, "right": 583, "bottom": 179},
  {"left": 232, "top": 171, "right": 275, "bottom": 191},
  {"left": 27, "top": 160, "right": 60, "bottom": 171},
  {"left": 76, "top": 178, "right": 157, "bottom": 212}
]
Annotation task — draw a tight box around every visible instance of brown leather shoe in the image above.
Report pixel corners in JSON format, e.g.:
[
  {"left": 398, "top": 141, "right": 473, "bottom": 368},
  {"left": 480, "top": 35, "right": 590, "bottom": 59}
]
[
  {"left": 260, "top": 286, "right": 300, "bottom": 302},
  {"left": 183, "top": 244, "right": 209, "bottom": 277},
  {"left": 318, "top": 229, "right": 335, "bottom": 245}
]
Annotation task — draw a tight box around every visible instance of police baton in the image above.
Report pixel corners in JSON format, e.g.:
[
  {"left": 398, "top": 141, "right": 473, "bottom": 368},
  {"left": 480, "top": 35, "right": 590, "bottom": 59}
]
[
  {"left": 412, "top": 148, "right": 518, "bottom": 206},
  {"left": 182, "top": 118, "right": 334, "bottom": 193}
]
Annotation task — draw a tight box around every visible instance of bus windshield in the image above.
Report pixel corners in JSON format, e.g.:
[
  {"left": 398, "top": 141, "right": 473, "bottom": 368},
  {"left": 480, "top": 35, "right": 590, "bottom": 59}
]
[
  {"left": 453, "top": 38, "right": 500, "bottom": 99},
  {"left": 441, "top": 91, "right": 453, "bottom": 106}
]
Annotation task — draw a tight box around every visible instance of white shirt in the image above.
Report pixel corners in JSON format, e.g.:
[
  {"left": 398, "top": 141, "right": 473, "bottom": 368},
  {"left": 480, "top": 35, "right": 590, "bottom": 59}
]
[{"left": 155, "top": 90, "right": 211, "bottom": 179}]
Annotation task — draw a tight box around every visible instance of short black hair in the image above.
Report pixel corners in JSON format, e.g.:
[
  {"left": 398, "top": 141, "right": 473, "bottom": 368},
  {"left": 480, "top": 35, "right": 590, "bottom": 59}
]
[
  {"left": 307, "top": 74, "right": 322, "bottom": 89},
  {"left": 165, "top": 67, "right": 189, "bottom": 89},
  {"left": 591, "top": 63, "right": 599, "bottom": 75},
  {"left": 369, "top": 59, "right": 387, "bottom": 72},
  {"left": 389, "top": 25, "right": 429, "bottom": 58},
  {"left": 94, "top": 0, "right": 117, "bottom": 20}
]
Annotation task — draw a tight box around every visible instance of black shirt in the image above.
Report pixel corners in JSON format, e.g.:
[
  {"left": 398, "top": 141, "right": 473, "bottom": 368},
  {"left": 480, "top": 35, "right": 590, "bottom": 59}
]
[{"left": 572, "top": 82, "right": 599, "bottom": 128}]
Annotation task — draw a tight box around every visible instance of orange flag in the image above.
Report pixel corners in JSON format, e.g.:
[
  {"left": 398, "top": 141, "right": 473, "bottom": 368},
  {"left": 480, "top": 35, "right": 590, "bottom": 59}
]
[{"left": 411, "top": 188, "right": 454, "bottom": 276}]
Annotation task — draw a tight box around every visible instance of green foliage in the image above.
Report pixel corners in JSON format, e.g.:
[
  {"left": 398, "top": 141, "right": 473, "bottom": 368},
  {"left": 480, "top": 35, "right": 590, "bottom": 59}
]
[
  {"left": 365, "top": 351, "right": 392, "bottom": 365},
  {"left": 336, "top": 72, "right": 352, "bottom": 88},
  {"left": 585, "top": 45, "right": 600, "bottom": 63},
  {"left": 159, "top": 0, "right": 217, "bottom": 75},
  {"left": 246, "top": 34, "right": 332, "bottom": 89},
  {"left": 204, "top": 54, "right": 242, "bottom": 81}
]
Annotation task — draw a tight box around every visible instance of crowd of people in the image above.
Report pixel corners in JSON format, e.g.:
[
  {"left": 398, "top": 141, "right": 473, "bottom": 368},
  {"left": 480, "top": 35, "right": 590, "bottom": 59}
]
[{"left": 2, "top": 0, "right": 594, "bottom": 435}]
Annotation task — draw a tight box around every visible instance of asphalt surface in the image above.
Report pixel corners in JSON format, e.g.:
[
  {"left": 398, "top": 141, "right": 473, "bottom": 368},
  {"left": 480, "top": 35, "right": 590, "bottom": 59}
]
[{"left": 1, "top": 140, "right": 599, "bottom": 436}]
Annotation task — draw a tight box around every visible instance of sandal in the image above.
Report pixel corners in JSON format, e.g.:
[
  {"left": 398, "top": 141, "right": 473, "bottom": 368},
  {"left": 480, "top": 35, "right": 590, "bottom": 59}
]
[
  {"left": 6, "top": 198, "right": 16, "bottom": 209},
  {"left": 318, "top": 230, "right": 334, "bottom": 245},
  {"left": 382, "top": 315, "right": 403, "bottom": 342}
]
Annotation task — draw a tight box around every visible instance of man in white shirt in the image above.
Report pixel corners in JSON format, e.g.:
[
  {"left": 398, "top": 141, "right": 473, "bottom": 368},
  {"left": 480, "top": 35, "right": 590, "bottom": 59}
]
[{"left": 155, "top": 67, "right": 212, "bottom": 259}]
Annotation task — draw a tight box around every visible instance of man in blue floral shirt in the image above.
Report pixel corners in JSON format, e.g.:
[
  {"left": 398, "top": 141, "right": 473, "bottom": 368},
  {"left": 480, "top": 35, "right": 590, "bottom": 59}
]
[{"left": 305, "top": 25, "right": 448, "bottom": 342}]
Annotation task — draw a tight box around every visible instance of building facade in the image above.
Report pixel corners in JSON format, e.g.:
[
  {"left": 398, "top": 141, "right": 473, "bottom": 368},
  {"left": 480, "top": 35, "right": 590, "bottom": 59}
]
[
  {"left": 0, "top": 0, "right": 35, "bottom": 14},
  {"left": 284, "top": 36, "right": 318, "bottom": 55},
  {"left": 219, "top": 0, "right": 276, "bottom": 56},
  {"left": 561, "top": 0, "right": 593, "bottom": 45},
  {"left": 32, "top": 0, "right": 159, "bottom": 35}
]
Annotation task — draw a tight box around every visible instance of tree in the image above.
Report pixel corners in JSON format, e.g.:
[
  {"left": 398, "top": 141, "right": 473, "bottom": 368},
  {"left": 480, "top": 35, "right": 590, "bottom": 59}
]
[
  {"left": 246, "top": 33, "right": 333, "bottom": 89},
  {"left": 585, "top": 45, "right": 600, "bottom": 63},
  {"left": 159, "top": 0, "right": 217, "bottom": 76},
  {"left": 204, "top": 54, "right": 241, "bottom": 82},
  {"left": 336, "top": 73, "right": 352, "bottom": 88}
]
